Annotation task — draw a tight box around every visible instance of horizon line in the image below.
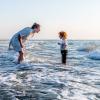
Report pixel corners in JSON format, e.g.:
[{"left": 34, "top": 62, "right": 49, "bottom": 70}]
[{"left": 0, "top": 39, "right": 100, "bottom": 41}]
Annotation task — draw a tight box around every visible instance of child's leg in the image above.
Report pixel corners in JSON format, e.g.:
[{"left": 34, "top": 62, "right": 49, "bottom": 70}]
[
  {"left": 18, "top": 51, "right": 24, "bottom": 64},
  {"left": 61, "top": 50, "right": 67, "bottom": 64},
  {"left": 61, "top": 50, "right": 65, "bottom": 64},
  {"left": 63, "top": 51, "right": 66, "bottom": 64}
]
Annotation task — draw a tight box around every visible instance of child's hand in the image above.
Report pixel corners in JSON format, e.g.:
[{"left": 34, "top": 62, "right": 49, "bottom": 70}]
[{"left": 58, "top": 43, "right": 61, "bottom": 45}]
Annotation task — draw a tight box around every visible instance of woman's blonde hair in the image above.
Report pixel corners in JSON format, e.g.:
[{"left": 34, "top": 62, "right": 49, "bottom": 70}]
[{"left": 58, "top": 31, "right": 67, "bottom": 39}]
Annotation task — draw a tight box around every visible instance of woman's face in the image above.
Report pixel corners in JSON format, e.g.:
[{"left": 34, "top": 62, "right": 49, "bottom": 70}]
[{"left": 34, "top": 26, "right": 40, "bottom": 33}]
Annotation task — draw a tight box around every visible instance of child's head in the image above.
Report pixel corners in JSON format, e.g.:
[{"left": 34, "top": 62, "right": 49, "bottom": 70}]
[{"left": 58, "top": 31, "right": 67, "bottom": 39}]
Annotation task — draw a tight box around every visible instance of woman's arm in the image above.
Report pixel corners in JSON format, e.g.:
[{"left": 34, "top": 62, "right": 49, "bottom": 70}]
[{"left": 18, "top": 34, "right": 23, "bottom": 48}]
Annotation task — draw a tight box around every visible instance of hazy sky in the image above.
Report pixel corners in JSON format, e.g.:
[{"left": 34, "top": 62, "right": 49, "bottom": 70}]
[{"left": 0, "top": 0, "right": 100, "bottom": 40}]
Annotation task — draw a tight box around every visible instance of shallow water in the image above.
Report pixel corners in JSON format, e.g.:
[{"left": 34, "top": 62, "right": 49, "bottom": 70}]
[{"left": 0, "top": 40, "right": 100, "bottom": 100}]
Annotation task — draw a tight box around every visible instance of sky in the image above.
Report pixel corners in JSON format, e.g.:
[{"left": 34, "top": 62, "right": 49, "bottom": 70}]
[{"left": 0, "top": 0, "right": 100, "bottom": 40}]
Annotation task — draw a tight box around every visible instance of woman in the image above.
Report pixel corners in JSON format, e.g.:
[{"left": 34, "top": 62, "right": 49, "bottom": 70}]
[{"left": 9, "top": 23, "right": 40, "bottom": 64}]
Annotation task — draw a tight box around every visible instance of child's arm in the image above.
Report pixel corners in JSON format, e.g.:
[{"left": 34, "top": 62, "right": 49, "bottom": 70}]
[
  {"left": 58, "top": 40, "right": 62, "bottom": 45},
  {"left": 63, "top": 40, "right": 67, "bottom": 48}
]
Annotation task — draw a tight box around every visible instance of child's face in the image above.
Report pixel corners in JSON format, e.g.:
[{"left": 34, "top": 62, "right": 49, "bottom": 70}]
[{"left": 59, "top": 35, "right": 63, "bottom": 39}]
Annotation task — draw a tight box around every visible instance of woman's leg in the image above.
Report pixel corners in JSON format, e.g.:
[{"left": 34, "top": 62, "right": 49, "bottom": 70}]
[{"left": 18, "top": 51, "right": 24, "bottom": 64}]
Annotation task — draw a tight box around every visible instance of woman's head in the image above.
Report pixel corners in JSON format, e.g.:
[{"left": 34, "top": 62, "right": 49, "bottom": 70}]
[
  {"left": 58, "top": 31, "right": 67, "bottom": 39},
  {"left": 31, "top": 23, "right": 40, "bottom": 33}
]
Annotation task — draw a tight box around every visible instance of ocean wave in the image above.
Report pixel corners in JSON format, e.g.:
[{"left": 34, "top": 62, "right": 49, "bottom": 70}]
[
  {"left": 0, "top": 40, "right": 100, "bottom": 100},
  {"left": 87, "top": 51, "right": 100, "bottom": 60},
  {"left": 0, "top": 51, "right": 18, "bottom": 62},
  {"left": 77, "top": 44, "right": 97, "bottom": 52}
]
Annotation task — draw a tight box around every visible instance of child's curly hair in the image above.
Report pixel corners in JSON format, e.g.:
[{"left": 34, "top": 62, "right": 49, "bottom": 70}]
[{"left": 58, "top": 31, "right": 67, "bottom": 39}]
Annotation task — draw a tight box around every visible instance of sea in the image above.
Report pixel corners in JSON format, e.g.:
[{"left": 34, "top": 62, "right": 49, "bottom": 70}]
[{"left": 0, "top": 40, "right": 100, "bottom": 100}]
